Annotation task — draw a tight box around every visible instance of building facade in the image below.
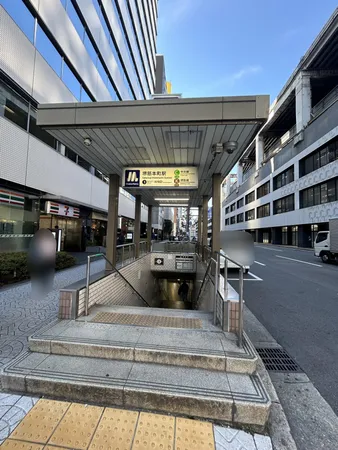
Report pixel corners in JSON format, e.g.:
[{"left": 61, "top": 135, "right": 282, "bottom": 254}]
[
  {"left": 0, "top": 0, "right": 158, "bottom": 251},
  {"left": 222, "top": 9, "right": 338, "bottom": 249}
]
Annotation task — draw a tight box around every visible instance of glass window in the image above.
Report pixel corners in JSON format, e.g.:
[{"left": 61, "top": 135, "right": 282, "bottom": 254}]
[
  {"left": 225, "top": 207, "right": 230, "bottom": 214},
  {"left": 77, "top": 155, "right": 91, "bottom": 171},
  {"left": 62, "top": 63, "right": 81, "bottom": 100},
  {"left": 273, "top": 195, "right": 294, "bottom": 214},
  {"left": 65, "top": 147, "right": 77, "bottom": 163},
  {"left": 316, "top": 232, "right": 328, "bottom": 244},
  {"left": 225, "top": 218, "right": 229, "bottom": 226},
  {"left": 0, "top": 80, "right": 29, "bottom": 130},
  {"left": 237, "top": 213, "right": 244, "bottom": 223},
  {"left": 108, "top": 80, "right": 119, "bottom": 101},
  {"left": 83, "top": 31, "right": 97, "bottom": 64},
  {"left": 0, "top": 0, "right": 35, "bottom": 43},
  {"left": 230, "top": 203, "right": 236, "bottom": 212},
  {"left": 257, "top": 181, "right": 270, "bottom": 199},
  {"left": 314, "top": 185, "right": 320, "bottom": 205},
  {"left": 328, "top": 142, "right": 338, "bottom": 163},
  {"left": 80, "top": 87, "right": 92, "bottom": 102},
  {"left": 36, "top": 25, "right": 62, "bottom": 76},
  {"left": 237, "top": 198, "right": 244, "bottom": 208},
  {"left": 245, "top": 191, "right": 255, "bottom": 205},
  {"left": 97, "top": 58, "right": 108, "bottom": 86},
  {"left": 230, "top": 216, "right": 236, "bottom": 224},
  {"left": 29, "top": 107, "right": 56, "bottom": 149},
  {"left": 257, "top": 203, "right": 270, "bottom": 218},
  {"left": 321, "top": 183, "right": 328, "bottom": 204},
  {"left": 273, "top": 166, "right": 294, "bottom": 190},
  {"left": 67, "top": 1, "right": 84, "bottom": 40},
  {"left": 327, "top": 179, "right": 336, "bottom": 203},
  {"left": 245, "top": 209, "right": 255, "bottom": 221}
]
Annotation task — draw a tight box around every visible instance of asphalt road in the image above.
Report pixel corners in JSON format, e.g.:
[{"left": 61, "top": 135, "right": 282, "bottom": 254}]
[{"left": 229, "top": 243, "right": 338, "bottom": 415}]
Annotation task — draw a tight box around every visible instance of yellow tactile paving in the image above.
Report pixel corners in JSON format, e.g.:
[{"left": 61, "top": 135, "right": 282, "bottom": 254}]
[
  {"left": 0, "top": 441, "right": 43, "bottom": 450},
  {"left": 9, "top": 399, "right": 70, "bottom": 444},
  {"left": 89, "top": 407, "right": 138, "bottom": 450},
  {"left": 3, "top": 400, "right": 216, "bottom": 450},
  {"left": 175, "top": 418, "right": 215, "bottom": 450},
  {"left": 132, "top": 412, "right": 175, "bottom": 450},
  {"left": 48, "top": 403, "right": 103, "bottom": 450},
  {"left": 91, "top": 312, "right": 202, "bottom": 329}
]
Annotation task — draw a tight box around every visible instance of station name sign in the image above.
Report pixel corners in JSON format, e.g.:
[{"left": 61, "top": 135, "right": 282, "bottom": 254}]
[{"left": 123, "top": 167, "right": 198, "bottom": 189}]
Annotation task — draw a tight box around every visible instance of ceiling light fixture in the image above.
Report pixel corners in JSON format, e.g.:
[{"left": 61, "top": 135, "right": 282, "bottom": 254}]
[
  {"left": 83, "top": 137, "right": 92, "bottom": 147},
  {"left": 154, "top": 198, "right": 189, "bottom": 201},
  {"left": 159, "top": 204, "right": 190, "bottom": 207}
]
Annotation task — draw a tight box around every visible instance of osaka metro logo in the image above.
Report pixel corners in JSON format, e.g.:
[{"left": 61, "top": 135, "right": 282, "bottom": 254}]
[{"left": 125, "top": 170, "right": 140, "bottom": 187}]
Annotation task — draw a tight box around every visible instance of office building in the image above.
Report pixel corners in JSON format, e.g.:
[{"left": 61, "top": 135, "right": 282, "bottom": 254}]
[
  {"left": 222, "top": 9, "right": 338, "bottom": 248},
  {"left": 0, "top": 0, "right": 158, "bottom": 251}
]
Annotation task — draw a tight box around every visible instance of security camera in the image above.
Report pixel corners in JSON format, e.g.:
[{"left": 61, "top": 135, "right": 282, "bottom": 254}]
[
  {"left": 83, "top": 137, "right": 92, "bottom": 147},
  {"left": 223, "top": 141, "right": 238, "bottom": 154}
]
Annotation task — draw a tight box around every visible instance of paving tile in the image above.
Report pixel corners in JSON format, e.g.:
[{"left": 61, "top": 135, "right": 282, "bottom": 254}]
[
  {"left": 49, "top": 403, "right": 103, "bottom": 449},
  {"left": 10, "top": 399, "right": 70, "bottom": 444},
  {"left": 89, "top": 407, "right": 138, "bottom": 450},
  {"left": 0, "top": 394, "right": 21, "bottom": 408},
  {"left": 136, "top": 328, "right": 225, "bottom": 353},
  {"left": 1, "top": 440, "right": 44, "bottom": 449},
  {"left": 214, "top": 425, "right": 256, "bottom": 449},
  {"left": 0, "top": 396, "right": 40, "bottom": 444},
  {"left": 132, "top": 412, "right": 175, "bottom": 450},
  {"left": 254, "top": 433, "right": 273, "bottom": 450},
  {"left": 227, "top": 373, "right": 258, "bottom": 396},
  {"left": 175, "top": 417, "right": 214, "bottom": 450}
]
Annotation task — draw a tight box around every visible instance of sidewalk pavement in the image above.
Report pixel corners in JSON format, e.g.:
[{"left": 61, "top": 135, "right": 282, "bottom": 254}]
[
  {"left": 0, "top": 396, "right": 273, "bottom": 449},
  {"left": 0, "top": 259, "right": 105, "bottom": 372}
]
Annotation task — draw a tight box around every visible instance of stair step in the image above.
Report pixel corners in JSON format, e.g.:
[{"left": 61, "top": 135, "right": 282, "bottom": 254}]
[
  {"left": 2, "top": 352, "right": 270, "bottom": 431},
  {"left": 29, "top": 320, "right": 258, "bottom": 374}
]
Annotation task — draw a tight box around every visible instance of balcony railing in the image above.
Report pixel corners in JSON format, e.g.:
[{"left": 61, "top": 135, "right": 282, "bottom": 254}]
[{"left": 312, "top": 85, "right": 338, "bottom": 118}]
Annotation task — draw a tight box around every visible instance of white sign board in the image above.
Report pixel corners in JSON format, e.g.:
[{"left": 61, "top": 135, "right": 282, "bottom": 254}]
[
  {"left": 45, "top": 201, "right": 80, "bottom": 218},
  {"left": 123, "top": 167, "right": 198, "bottom": 189}
]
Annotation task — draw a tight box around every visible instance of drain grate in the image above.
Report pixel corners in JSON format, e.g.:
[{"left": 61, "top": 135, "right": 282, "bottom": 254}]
[{"left": 256, "top": 347, "right": 303, "bottom": 373}]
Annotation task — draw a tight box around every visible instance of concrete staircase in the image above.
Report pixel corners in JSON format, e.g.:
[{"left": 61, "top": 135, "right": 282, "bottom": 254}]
[{"left": 1, "top": 306, "right": 271, "bottom": 431}]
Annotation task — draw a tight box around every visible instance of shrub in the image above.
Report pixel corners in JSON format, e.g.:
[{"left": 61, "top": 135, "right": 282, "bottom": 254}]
[{"left": 0, "top": 251, "right": 76, "bottom": 286}]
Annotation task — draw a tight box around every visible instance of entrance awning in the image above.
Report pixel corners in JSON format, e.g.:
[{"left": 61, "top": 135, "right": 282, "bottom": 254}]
[{"left": 37, "top": 95, "right": 269, "bottom": 206}]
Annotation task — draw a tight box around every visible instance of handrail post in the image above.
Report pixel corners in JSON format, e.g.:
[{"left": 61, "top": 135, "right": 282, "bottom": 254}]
[
  {"left": 213, "top": 253, "right": 220, "bottom": 325},
  {"left": 238, "top": 267, "right": 244, "bottom": 348},
  {"left": 85, "top": 255, "right": 91, "bottom": 316},
  {"left": 122, "top": 245, "right": 125, "bottom": 267}
]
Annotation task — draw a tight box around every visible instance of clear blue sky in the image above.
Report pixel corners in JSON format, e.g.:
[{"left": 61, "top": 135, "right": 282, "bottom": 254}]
[{"left": 157, "top": 1, "right": 337, "bottom": 102}]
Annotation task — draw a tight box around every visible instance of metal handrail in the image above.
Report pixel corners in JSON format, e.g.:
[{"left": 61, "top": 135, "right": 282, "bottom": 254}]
[{"left": 200, "top": 246, "right": 245, "bottom": 348}]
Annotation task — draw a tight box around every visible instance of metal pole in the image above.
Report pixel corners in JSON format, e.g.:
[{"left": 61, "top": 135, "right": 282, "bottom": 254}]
[
  {"left": 128, "top": 244, "right": 130, "bottom": 263},
  {"left": 222, "top": 258, "right": 228, "bottom": 330},
  {"left": 213, "top": 253, "right": 220, "bottom": 325},
  {"left": 238, "top": 267, "right": 244, "bottom": 348},
  {"left": 122, "top": 246, "right": 125, "bottom": 267},
  {"left": 85, "top": 256, "right": 91, "bottom": 316}
]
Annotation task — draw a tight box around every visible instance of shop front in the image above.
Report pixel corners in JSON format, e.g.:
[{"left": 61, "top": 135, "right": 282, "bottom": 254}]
[
  {"left": 40, "top": 201, "right": 83, "bottom": 252},
  {"left": 0, "top": 188, "right": 39, "bottom": 252},
  {"left": 91, "top": 211, "right": 108, "bottom": 246}
]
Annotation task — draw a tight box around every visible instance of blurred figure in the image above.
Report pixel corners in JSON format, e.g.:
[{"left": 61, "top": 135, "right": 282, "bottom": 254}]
[
  {"left": 28, "top": 229, "right": 56, "bottom": 300},
  {"left": 178, "top": 280, "right": 189, "bottom": 302}
]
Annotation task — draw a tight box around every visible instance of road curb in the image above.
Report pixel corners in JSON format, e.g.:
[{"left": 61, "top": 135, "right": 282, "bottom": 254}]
[
  {"left": 256, "top": 357, "right": 297, "bottom": 450},
  {"left": 244, "top": 306, "right": 297, "bottom": 449}
]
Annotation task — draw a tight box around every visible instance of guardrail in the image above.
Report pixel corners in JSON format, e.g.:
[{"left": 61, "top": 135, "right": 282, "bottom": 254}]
[{"left": 198, "top": 245, "right": 245, "bottom": 348}]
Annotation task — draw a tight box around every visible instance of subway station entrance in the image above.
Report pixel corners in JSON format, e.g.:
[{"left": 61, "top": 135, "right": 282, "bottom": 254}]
[{"left": 2, "top": 95, "right": 273, "bottom": 430}]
